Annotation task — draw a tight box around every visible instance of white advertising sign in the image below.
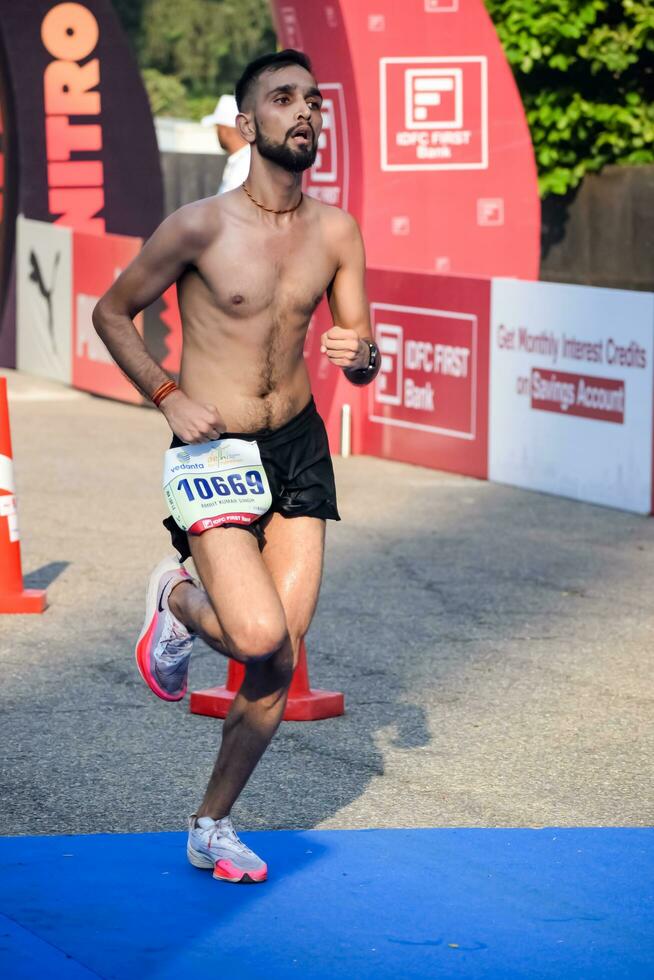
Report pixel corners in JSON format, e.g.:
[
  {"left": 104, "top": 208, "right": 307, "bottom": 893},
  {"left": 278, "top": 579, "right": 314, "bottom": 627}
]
[
  {"left": 489, "top": 279, "right": 654, "bottom": 513},
  {"left": 16, "top": 216, "right": 72, "bottom": 385}
]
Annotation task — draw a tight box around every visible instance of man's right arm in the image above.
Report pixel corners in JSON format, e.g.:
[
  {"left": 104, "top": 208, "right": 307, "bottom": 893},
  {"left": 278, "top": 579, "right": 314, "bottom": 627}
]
[{"left": 92, "top": 204, "right": 224, "bottom": 442}]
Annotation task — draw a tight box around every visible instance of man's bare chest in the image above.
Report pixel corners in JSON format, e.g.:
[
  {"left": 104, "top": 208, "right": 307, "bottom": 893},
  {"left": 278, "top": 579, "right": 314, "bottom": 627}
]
[{"left": 189, "top": 223, "right": 336, "bottom": 322}]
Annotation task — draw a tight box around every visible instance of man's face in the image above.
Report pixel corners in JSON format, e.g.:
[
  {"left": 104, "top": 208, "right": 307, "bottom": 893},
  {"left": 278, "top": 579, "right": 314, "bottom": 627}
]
[{"left": 250, "top": 65, "right": 323, "bottom": 173}]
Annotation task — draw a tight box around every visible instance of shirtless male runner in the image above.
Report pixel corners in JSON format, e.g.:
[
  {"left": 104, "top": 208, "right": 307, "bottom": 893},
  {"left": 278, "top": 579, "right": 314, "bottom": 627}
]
[{"left": 93, "top": 49, "right": 380, "bottom": 884}]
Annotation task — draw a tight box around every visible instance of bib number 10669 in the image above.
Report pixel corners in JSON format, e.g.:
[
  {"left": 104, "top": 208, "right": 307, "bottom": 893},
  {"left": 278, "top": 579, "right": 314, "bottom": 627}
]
[{"left": 177, "top": 470, "right": 265, "bottom": 502}]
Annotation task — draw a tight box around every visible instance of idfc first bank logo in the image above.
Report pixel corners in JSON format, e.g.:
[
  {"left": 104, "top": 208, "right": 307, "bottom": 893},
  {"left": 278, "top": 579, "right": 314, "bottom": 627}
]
[
  {"left": 370, "top": 304, "right": 478, "bottom": 439},
  {"left": 380, "top": 57, "right": 488, "bottom": 171}
]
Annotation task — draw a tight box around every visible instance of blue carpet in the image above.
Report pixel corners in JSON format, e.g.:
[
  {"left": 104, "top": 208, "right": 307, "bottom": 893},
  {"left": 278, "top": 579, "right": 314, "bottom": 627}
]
[{"left": 0, "top": 828, "right": 652, "bottom": 979}]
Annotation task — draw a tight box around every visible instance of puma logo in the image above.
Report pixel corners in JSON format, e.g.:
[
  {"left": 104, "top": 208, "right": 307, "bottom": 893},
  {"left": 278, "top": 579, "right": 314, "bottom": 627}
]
[{"left": 28, "top": 249, "right": 61, "bottom": 353}]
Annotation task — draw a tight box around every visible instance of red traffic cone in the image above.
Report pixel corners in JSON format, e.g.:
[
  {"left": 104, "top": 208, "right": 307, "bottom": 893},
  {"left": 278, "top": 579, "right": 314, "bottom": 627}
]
[
  {"left": 190, "top": 638, "right": 344, "bottom": 721},
  {"left": 0, "top": 378, "right": 46, "bottom": 613}
]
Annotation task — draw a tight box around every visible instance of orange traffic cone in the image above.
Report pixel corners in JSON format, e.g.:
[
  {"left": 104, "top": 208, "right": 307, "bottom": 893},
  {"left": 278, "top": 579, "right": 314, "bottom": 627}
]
[
  {"left": 190, "top": 638, "right": 344, "bottom": 721},
  {"left": 0, "top": 377, "right": 46, "bottom": 613}
]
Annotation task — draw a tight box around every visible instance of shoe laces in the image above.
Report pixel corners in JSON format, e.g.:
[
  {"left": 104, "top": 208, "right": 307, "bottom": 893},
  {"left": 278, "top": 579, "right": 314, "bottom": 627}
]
[
  {"left": 208, "top": 818, "right": 253, "bottom": 856},
  {"left": 217, "top": 818, "right": 239, "bottom": 845}
]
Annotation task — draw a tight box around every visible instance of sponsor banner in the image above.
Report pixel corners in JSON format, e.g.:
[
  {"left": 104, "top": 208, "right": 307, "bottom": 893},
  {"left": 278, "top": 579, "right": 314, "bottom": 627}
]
[
  {"left": 270, "top": 0, "right": 539, "bottom": 281},
  {"left": 530, "top": 368, "right": 625, "bottom": 425},
  {"left": 0, "top": 0, "right": 164, "bottom": 369},
  {"left": 0, "top": 0, "right": 163, "bottom": 238},
  {"left": 489, "top": 279, "right": 654, "bottom": 513},
  {"left": 380, "top": 56, "right": 488, "bottom": 171},
  {"left": 361, "top": 269, "right": 490, "bottom": 477},
  {"left": 16, "top": 217, "right": 72, "bottom": 384},
  {"left": 303, "top": 83, "right": 349, "bottom": 209},
  {"left": 15, "top": 217, "right": 182, "bottom": 395},
  {"left": 371, "top": 309, "right": 476, "bottom": 436},
  {"left": 72, "top": 228, "right": 143, "bottom": 403}
]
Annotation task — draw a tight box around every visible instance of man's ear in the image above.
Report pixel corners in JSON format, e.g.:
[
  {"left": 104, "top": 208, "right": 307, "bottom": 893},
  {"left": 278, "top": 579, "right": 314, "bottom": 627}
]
[{"left": 236, "top": 111, "right": 256, "bottom": 145}]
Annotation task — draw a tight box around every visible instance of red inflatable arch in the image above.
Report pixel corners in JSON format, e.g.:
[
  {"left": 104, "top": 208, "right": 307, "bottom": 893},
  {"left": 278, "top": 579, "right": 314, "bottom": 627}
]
[{"left": 271, "top": 0, "right": 540, "bottom": 280}]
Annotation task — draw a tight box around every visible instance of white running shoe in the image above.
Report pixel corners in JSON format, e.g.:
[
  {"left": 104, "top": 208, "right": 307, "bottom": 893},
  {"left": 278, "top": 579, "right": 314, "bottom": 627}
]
[
  {"left": 187, "top": 815, "right": 268, "bottom": 883},
  {"left": 135, "top": 556, "right": 196, "bottom": 702}
]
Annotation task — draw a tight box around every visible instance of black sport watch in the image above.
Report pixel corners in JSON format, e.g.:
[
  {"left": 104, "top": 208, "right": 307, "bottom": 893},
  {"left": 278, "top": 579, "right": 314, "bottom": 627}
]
[{"left": 344, "top": 340, "right": 380, "bottom": 386}]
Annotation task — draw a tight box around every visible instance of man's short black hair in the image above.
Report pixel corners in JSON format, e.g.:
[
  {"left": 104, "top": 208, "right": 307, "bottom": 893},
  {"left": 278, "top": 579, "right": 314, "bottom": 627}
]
[{"left": 235, "top": 49, "right": 314, "bottom": 111}]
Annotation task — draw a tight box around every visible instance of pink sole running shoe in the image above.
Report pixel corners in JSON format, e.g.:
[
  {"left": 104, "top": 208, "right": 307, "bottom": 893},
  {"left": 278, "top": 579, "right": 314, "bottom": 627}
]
[
  {"left": 135, "top": 556, "right": 196, "bottom": 702},
  {"left": 187, "top": 815, "right": 268, "bottom": 884}
]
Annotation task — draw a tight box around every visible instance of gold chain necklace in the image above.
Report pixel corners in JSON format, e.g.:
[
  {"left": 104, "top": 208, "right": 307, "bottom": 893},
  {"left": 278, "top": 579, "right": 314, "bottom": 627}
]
[{"left": 242, "top": 182, "right": 303, "bottom": 214}]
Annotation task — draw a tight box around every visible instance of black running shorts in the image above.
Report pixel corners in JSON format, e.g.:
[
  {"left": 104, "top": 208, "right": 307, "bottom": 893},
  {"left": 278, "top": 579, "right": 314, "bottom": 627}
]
[{"left": 163, "top": 396, "right": 340, "bottom": 560}]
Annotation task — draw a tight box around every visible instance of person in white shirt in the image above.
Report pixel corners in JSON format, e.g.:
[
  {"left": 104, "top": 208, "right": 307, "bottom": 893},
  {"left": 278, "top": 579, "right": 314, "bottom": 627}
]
[{"left": 201, "top": 94, "right": 251, "bottom": 194}]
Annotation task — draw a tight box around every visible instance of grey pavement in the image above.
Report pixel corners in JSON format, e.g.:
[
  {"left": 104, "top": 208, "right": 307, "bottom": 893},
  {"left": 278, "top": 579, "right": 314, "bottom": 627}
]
[{"left": 0, "top": 368, "right": 652, "bottom": 836}]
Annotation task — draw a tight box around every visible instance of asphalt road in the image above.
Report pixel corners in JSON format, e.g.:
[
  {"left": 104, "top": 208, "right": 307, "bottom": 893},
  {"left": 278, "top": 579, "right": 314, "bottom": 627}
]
[{"left": 1, "top": 368, "right": 652, "bottom": 836}]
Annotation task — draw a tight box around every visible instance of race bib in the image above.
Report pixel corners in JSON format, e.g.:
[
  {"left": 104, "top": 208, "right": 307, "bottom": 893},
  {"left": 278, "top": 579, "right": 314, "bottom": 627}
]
[{"left": 163, "top": 439, "right": 272, "bottom": 534}]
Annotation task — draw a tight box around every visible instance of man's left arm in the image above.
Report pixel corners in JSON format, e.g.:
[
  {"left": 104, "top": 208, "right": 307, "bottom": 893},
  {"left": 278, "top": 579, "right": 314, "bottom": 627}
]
[{"left": 322, "top": 214, "right": 380, "bottom": 386}]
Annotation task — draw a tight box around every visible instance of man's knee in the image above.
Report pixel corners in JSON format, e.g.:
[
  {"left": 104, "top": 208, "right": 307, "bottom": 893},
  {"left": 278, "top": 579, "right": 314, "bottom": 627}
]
[
  {"left": 228, "top": 613, "right": 289, "bottom": 664},
  {"left": 245, "top": 643, "right": 294, "bottom": 699},
  {"left": 244, "top": 643, "right": 294, "bottom": 699}
]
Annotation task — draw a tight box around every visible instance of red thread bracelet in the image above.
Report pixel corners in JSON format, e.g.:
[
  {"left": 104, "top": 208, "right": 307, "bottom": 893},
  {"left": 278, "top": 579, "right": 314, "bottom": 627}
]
[{"left": 151, "top": 380, "right": 179, "bottom": 408}]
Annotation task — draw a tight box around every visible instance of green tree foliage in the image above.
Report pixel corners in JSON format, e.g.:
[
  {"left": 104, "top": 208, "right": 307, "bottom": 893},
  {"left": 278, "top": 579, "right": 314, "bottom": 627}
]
[
  {"left": 140, "top": 68, "right": 189, "bottom": 117},
  {"left": 112, "top": 0, "right": 276, "bottom": 119},
  {"left": 484, "top": 1, "right": 654, "bottom": 194}
]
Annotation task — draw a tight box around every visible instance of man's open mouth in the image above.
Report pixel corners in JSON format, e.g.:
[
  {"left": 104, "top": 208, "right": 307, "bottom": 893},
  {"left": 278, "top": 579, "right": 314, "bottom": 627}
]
[{"left": 290, "top": 125, "right": 312, "bottom": 145}]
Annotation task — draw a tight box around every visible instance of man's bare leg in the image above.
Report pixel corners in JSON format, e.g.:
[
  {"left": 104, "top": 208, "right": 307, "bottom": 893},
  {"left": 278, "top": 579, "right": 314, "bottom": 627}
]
[{"left": 169, "top": 515, "right": 325, "bottom": 819}]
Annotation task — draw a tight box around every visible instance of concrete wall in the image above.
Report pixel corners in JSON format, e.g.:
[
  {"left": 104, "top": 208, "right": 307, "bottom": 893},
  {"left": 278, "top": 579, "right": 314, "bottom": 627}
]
[
  {"left": 540, "top": 165, "right": 654, "bottom": 293},
  {"left": 160, "top": 152, "right": 227, "bottom": 216}
]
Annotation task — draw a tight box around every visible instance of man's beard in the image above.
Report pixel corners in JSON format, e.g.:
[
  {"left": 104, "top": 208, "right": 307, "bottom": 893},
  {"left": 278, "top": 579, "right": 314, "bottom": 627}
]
[{"left": 254, "top": 123, "right": 318, "bottom": 173}]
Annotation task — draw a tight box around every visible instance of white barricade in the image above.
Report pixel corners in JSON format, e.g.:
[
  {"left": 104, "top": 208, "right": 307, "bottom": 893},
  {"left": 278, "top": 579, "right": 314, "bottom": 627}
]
[{"left": 489, "top": 278, "right": 654, "bottom": 513}]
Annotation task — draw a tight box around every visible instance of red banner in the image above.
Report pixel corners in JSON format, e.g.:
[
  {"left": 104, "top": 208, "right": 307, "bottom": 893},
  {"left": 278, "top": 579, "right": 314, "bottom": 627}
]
[
  {"left": 359, "top": 269, "right": 490, "bottom": 477},
  {"left": 271, "top": 0, "right": 540, "bottom": 281},
  {"left": 72, "top": 230, "right": 143, "bottom": 403},
  {"left": 0, "top": 0, "right": 164, "bottom": 369}
]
